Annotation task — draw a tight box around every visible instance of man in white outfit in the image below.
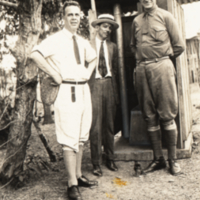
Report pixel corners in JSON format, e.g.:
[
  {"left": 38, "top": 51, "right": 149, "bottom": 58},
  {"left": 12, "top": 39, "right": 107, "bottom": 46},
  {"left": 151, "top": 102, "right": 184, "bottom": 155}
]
[{"left": 30, "top": 1, "right": 97, "bottom": 200}]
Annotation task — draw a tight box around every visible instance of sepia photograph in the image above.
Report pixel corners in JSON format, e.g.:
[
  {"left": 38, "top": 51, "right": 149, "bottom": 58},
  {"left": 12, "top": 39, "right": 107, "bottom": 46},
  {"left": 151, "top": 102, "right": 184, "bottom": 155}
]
[{"left": 0, "top": 0, "right": 200, "bottom": 199}]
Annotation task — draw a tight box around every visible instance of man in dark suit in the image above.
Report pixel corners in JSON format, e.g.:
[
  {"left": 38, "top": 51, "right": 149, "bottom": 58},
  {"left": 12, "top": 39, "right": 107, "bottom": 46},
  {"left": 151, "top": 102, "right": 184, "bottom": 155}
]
[{"left": 89, "top": 14, "right": 120, "bottom": 176}]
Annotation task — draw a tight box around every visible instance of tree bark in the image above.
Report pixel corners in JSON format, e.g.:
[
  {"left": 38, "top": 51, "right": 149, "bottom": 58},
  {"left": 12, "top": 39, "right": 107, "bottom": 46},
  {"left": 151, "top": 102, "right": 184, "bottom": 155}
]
[
  {"left": 0, "top": 0, "right": 42, "bottom": 184},
  {"left": 42, "top": 104, "right": 54, "bottom": 125}
]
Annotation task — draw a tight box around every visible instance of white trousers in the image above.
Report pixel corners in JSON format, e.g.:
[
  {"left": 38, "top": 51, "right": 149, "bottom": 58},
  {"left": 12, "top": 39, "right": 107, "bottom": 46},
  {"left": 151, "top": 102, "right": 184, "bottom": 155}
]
[{"left": 54, "top": 83, "right": 92, "bottom": 152}]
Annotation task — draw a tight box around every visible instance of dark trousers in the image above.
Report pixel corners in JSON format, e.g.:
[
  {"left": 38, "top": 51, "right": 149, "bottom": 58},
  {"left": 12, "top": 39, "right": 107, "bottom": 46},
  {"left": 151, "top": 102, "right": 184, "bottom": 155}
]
[{"left": 90, "top": 78, "right": 116, "bottom": 165}]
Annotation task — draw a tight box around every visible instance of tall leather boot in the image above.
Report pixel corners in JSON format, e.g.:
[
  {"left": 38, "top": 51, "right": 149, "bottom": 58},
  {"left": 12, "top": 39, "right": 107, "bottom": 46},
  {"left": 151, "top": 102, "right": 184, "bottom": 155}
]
[
  {"left": 164, "top": 129, "right": 181, "bottom": 175},
  {"left": 142, "top": 130, "right": 166, "bottom": 174}
]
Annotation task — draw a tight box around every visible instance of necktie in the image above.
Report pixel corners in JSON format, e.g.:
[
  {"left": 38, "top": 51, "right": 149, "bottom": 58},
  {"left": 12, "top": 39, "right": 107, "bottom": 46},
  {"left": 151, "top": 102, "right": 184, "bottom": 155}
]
[
  {"left": 72, "top": 35, "right": 81, "bottom": 64},
  {"left": 98, "top": 41, "right": 107, "bottom": 77},
  {"left": 143, "top": 13, "right": 149, "bottom": 34}
]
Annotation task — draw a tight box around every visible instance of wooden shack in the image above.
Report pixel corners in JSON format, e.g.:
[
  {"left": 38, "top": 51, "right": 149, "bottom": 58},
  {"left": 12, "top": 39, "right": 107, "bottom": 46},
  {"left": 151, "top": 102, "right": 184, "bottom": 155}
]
[
  {"left": 186, "top": 34, "right": 200, "bottom": 84},
  {"left": 79, "top": 0, "right": 195, "bottom": 160}
]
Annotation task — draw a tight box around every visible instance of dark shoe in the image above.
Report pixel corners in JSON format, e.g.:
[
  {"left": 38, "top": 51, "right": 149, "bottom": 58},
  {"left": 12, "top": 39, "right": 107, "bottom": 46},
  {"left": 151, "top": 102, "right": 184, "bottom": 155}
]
[
  {"left": 106, "top": 160, "right": 118, "bottom": 171},
  {"left": 67, "top": 185, "right": 82, "bottom": 200},
  {"left": 142, "top": 157, "right": 166, "bottom": 174},
  {"left": 168, "top": 159, "right": 181, "bottom": 175},
  {"left": 133, "top": 161, "right": 142, "bottom": 177},
  {"left": 93, "top": 164, "right": 103, "bottom": 176},
  {"left": 78, "top": 175, "right": 98, "bottom": 187}
]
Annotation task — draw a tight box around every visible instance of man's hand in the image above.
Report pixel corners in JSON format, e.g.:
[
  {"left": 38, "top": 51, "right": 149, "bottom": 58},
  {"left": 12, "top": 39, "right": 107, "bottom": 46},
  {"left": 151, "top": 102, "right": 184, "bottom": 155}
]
[{"left": 30, "top": 51, "right": 62, "bottom": 84}]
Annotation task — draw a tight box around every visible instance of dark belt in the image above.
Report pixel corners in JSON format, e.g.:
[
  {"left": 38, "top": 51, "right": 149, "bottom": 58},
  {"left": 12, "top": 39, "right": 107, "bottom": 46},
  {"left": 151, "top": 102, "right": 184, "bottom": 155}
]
[
  {"left": 62, "top": 80, "right": 87, "bottom": 85},
  {"left": 138, "top": 56, "right": 169, "bottom": 64}
]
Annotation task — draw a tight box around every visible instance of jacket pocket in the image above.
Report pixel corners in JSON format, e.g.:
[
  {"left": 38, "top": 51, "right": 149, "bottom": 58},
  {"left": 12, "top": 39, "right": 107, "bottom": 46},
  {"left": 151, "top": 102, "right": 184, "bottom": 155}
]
[{"left": 150, "top": 26, "right": 168, "bottom": 42}]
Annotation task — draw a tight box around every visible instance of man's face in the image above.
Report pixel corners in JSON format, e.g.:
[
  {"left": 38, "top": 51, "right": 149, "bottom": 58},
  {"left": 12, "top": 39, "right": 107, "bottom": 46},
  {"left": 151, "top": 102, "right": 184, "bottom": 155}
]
[
  {"left": 96, "top": 23, "right": 113, "bottom": 40},
  {"left": 63, "top": 6, "right": 81, "bottom": 33},
  {"left": 140, "top": 0, "right": 156, "bottom": 9}
]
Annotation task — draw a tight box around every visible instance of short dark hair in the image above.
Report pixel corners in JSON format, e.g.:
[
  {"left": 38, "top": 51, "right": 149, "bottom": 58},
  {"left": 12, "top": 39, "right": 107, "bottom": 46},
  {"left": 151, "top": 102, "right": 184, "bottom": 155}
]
[{"left": 63, "top": 1, "right": 81, "bottom": 15}]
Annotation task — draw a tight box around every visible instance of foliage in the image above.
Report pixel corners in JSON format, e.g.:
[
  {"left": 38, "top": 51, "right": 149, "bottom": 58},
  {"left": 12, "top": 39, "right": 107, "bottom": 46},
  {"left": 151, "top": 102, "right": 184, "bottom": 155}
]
[
  {"left": 0, "top": 0, "right": 90, "bottom": 129},
  {"left": 78, "top": 14, "right": 90, "bottom": 39},
  {"left": 0, "top": 1, "right": 91, "bottom": 186},
  {"left": 0, "top": 0, "right": 90, "bottom": 51}
]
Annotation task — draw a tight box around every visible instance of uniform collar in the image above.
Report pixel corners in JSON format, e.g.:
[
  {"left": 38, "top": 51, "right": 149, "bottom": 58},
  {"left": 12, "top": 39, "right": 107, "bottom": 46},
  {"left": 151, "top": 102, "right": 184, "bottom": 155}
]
[
  {"left": 62, "top": 28, "right": 78, "bottom": 40},
  {"left": 143, "top": 4, "right": 158, "bottom": 17}
]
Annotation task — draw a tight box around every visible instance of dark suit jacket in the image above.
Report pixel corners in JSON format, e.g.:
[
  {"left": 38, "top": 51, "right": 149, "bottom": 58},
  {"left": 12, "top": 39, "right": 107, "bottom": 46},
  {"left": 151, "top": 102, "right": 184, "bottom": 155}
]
[{"left": 88, "top": 38, "right": 120, "bottom": 105}]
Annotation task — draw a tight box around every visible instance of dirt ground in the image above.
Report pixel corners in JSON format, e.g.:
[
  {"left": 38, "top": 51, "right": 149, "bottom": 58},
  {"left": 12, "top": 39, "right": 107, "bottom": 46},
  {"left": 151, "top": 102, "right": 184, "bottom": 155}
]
[{"left": 0, "top": 83, "right": 200, "bottom": 200}]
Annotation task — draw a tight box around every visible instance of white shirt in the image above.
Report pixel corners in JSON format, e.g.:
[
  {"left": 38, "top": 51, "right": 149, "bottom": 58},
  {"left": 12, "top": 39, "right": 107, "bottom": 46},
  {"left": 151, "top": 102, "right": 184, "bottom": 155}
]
[
  {"left": 32, "top": 28, "right": 96, "bottom": 81},
  {"left": 95, "top": 37, "right": 112, "bottom": 78}
]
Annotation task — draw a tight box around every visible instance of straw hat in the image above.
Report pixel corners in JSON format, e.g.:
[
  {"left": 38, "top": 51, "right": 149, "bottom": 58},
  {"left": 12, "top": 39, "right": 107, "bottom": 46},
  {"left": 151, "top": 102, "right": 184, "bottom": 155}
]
[
  {"left": 40, "top": 77, "right": 60, "bottom": 106},
  {"left": 91, "top": 14, "right": 119, "bottom": 30}
]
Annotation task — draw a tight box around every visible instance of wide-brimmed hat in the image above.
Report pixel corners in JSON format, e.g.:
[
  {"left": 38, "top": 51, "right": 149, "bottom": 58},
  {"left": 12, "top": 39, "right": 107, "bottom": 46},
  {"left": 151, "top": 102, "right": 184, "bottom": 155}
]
[{"left": 91, "top": 14, "right": 119, "bottom": 30}]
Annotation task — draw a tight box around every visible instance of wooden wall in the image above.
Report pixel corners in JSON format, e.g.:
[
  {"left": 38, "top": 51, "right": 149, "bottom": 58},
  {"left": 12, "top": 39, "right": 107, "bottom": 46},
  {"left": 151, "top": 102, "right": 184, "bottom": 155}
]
[
  {"left": 166, "top": 0, "right": 192, "bottom": 148},
  {"left": 186, "top": 38, "right": 200, "bottom": 84}
]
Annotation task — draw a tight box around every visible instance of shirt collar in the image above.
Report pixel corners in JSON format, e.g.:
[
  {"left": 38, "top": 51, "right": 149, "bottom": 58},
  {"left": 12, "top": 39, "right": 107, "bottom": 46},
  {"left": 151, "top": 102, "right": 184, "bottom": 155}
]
[
  {"left": 96, "top": 36, "right": 106, "bottom": 44},
  {"left": 143, "top": 4, "right": 158, "bottom": 17},
  {"left": 62, "top": 28, "right": 78, "bottom": 40}
]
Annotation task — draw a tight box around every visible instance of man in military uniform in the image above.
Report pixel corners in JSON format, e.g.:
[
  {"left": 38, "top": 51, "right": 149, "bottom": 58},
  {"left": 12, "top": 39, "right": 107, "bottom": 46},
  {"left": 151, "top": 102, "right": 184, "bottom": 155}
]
[{"left": 130, "top": 0, "right": 185, "bottom": 175}]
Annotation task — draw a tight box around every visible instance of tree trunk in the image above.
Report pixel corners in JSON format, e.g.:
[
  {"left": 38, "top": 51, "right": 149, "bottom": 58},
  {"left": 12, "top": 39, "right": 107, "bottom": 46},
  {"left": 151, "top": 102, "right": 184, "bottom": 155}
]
[
  {"left": 0, "top": 0, "right": 42, "bottom": 184},
  {"left": 42, "top": 104, "right": 54, "bottom": 125}
]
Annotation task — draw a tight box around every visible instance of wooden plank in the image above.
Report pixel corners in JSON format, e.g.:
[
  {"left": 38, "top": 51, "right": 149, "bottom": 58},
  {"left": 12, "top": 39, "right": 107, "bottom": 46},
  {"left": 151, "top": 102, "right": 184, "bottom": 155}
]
[
  {"left": 114, "top": 4, "right": 130, "bottom": 138},
  {"left": 178, "top": 0, "right": 192, "bottom": 143},
  {"left": 176, "top": 57, "right": 185, "bottom": 148},
  {"left": 182, "top": 3, "right": 192, "bottom": 138},
  {"left": 165, "top": 0, "right": 192, "bottom": 148},
  {"left": 179, "top": 2, "right": 191, "bottom": 141},
  {"left": 177, "top": 2, "right": 188, "bottom": 141},
  {"left": 88, "top": 9, "right": 97, "bottom": 41},
  {"left": 90, "top": 0, "right": 97, "bottom": 12}
]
